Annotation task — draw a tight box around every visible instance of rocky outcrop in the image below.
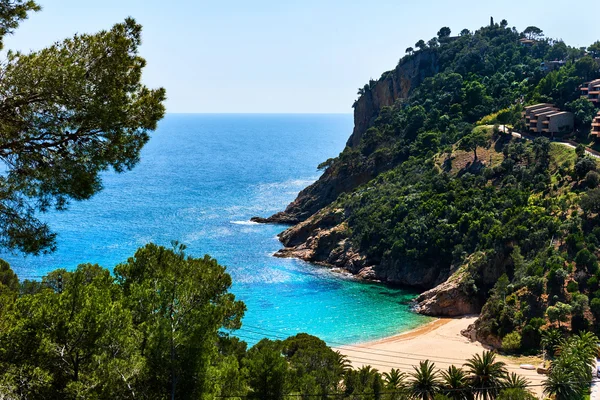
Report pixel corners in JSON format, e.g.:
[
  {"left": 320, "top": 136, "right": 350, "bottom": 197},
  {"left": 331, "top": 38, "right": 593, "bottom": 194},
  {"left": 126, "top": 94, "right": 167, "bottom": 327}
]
[
  {"left": 252, "top": 167, "right": 375, "bottom": 224},
  {"left": 413, "top": 268, "right": 481, "bottom": 317},
  {"left": 347, "top": 50, "right": 438, "bottom": 148},
  {"left": 273, "top": 205, "right": 453, "bottom": 289},
  {"left": 274, "top": 208, "right": 370, "bottom": 274},
  {"left": 252, "top": 50, "right": 439, "bottom": 225},
  {"left": 461, "top": 322, "right": 502, "bottom": 349}
]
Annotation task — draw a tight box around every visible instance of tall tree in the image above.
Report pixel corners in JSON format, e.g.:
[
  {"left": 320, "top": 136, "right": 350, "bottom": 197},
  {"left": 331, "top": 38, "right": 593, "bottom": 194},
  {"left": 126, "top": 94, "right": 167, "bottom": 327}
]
[
  {"left": 114, "top": 243, "right": 246, "bottom": 400},
  {"left": 0, "top": 0, "right": 40, "bottom": 50},
  {"left": 437, "top": 27, "right": 451, "bottom": 40},
  {"left": 0, "top": 264, "right": 143, "bottom": 398},
  {"left": 523, "top": 26, "right": 543, "bottom": 40},
  {"left": 410, "top": 360, "right": 442, "bottom": 400},
  {"left": 415, "top": 40, "right": 427, "bottom": 51},
  {"left": 588, "top": 41, "right": 600, "bottom": 58},
  {"left": 458, "top": 129, "right": 488, "bottom": 161},
  {"left": 0, "top": 16, "right": 166, "bottom": 254},
  {"left": 464, "top": 352, "right": 508, "bottom": 400},
  {"left": 244, "top": 339, "right": 289, "bottom": 400}
]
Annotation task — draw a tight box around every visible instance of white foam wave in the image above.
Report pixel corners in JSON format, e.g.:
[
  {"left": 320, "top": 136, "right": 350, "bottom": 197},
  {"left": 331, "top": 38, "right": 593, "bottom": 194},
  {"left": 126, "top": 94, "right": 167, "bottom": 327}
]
[{"left": 230, "top": 220, "right": 259, "bottom": 226}]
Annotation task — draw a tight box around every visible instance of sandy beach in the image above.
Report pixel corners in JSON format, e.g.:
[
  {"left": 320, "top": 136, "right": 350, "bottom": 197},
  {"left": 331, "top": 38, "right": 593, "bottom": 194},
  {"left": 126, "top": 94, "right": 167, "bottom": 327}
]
[{"left": 335, "top": 316, "right": 546, "bottom": 397}]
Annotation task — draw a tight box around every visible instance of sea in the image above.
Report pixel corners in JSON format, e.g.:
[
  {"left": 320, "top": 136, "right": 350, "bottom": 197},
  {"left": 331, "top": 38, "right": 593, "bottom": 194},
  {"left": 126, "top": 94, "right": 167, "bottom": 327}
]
[{"left": 1, "top": 114, "right": 431, "bottom": 346}]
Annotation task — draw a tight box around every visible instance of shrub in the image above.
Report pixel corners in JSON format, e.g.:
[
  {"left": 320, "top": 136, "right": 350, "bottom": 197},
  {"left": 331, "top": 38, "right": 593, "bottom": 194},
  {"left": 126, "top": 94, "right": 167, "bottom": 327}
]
[
  {"left": 502, "top": 332, "right": 522, "bottom": 353},
  {"left": 497, "top": 388, "right": 537, "bottom": 400},
  {"left": 574, "top": 248, "right": 599, "bottom": 273},
  {"left": 591, "top": 298, "right": 600, "bottom": 319},
  {"left": 575, "top": 157, "right": 596, "bottom": 179},
  {"left": 585, "top": 170, "right": 600, "bottom": 188},
  {"left": 566, "top": 281, "right": 579, "bottom": 293}
]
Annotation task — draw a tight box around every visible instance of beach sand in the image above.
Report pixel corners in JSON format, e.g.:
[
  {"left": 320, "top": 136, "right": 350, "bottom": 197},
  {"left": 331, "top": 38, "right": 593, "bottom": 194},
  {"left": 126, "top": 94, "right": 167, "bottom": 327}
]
[{"left": 335, "top": 316, "right": 546, "bottom": 398}]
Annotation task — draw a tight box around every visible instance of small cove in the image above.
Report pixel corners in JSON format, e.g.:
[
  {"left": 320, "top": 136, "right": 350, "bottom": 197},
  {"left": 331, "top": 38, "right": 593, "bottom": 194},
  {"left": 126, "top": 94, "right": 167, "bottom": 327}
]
[{"left": 2, "top": 114, "right": 432, "bottom": 345}]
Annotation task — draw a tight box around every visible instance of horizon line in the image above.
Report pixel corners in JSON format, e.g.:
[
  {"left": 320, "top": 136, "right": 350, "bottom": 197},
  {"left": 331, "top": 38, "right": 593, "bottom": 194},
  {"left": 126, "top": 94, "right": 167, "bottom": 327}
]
[{"left": 164, "top": 112, "right": 354, "bottom": 115}]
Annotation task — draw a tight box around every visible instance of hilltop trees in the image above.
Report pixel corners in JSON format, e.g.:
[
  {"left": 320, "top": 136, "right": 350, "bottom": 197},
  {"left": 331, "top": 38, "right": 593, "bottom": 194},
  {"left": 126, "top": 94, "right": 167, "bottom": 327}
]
[
  {"left": 458, "top": 128, "right": 488, "bottom": 161},
  {"left": 523, "top": 26, "right": 543, "bottom": 40},
  {"left": 438, "top": 27, "right": 452, "bottom": 41},
  {"left": 0, "top": 244, "right": 245, "bottom": 399},
  {"left": 588, "top": 41, "right": 600, "bottom": 58},
  {"left": 0, "top": 4, "right": 166, "bottom": 254}
]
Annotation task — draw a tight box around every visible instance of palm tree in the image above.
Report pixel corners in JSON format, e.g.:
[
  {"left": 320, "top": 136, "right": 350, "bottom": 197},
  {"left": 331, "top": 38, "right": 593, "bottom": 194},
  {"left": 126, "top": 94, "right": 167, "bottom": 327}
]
[
  {"left": 503, "top": 373, "right": 530, "bottom": 390},
  {"left": 543, "top": 365, "right": 585, "bottom": 400},
  {"left": 540, "top": 328, "right": 562, "bottom": 357},
  {"left": 409, "top": 360, "right": 442, "bottom": 400},
  {"left": 464, "top": 351, "right": 508, "bottom": 400},
  {"left": 571, "top": 331, "right": 599, "bottom": 364},
  {"left": 358, "top": 365, "right": 379, "bottom": 389},
  {"left": 441, "top": 365, "right": 472, "bottom": 400},
  {"left": 383, "top": 368, "right": 407, "bottom": 400},
  {"left": 334, "top": 351, "right": 352, "bottom": 374}
]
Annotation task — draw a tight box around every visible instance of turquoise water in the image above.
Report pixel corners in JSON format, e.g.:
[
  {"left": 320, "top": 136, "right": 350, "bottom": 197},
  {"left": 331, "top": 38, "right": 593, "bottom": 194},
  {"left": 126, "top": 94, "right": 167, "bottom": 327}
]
[{"left": 1, "top": 114, "right": 431, "bottom": 345}]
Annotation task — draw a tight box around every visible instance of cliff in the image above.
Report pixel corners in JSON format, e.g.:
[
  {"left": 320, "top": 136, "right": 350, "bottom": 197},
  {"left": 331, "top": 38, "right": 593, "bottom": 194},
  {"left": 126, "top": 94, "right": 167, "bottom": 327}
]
[
  {"left": 252, "top": 50, "right": 438, "bottom": 225},
  {"left": 347, "top": 50, "right": 438, "bottom": 148}
]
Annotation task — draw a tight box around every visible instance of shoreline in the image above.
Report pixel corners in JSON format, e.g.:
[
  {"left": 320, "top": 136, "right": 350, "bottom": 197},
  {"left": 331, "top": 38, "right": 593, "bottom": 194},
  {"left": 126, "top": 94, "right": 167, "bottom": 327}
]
[{"left": 335, "top": 315, "right": 546, "bottom": 398}]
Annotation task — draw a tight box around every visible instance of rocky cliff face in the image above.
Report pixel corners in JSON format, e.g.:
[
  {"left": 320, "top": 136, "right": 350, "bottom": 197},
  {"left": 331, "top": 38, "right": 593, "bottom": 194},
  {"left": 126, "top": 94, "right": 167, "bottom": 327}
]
[
  {"left": 272, "top": 203, "right": 489, "bottom": 317},
  {"left": 252, "top": 50, "right": 438, "bottom": 225},
  {"left": 273, "top": 204, "right": 453, "bottom": 289},
  {"left": 255, "top": 49, "right": 486, "bottom": 318},
  {"left": 347, "top": 50, "right": 438, "bottom": 148},
  {"left": 413, "top": 268, "right": 482, "bottom": 317}
]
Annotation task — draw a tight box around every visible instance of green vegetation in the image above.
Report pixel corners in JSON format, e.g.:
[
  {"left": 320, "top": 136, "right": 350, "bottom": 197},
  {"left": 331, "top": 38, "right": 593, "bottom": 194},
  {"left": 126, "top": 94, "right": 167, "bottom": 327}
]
[
  {"left": 2, "top": 7, "right": 600, "bottom": 398},
  {"left": 0, "top": 1, "right": 166, "bottom": 255},
  {"left": 0, "top": 248, "right": 569, "bottom": 399},
  {"left": 310, "top": 18, "right": 600, "bottom": 357},
  {"left": 2, "top": 245, "right": 597, "bottom": 398}
]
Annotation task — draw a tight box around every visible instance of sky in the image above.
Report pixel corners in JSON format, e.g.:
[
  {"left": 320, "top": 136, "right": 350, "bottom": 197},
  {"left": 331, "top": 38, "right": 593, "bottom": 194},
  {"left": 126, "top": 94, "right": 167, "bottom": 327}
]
[{"left": 2, "top": 0, "right": 599, "bottom": 113}]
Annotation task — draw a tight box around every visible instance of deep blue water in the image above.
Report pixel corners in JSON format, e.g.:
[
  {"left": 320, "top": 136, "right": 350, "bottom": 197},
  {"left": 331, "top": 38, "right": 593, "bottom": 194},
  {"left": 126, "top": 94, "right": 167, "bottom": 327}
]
[{"left": 2, "top": 114, "right": 431, "bottom": 345}]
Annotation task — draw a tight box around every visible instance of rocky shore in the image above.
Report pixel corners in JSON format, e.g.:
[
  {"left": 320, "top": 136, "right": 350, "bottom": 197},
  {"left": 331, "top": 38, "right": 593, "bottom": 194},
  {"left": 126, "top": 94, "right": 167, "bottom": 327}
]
[{"left": 251, "top": 49, "right": 481, "bottom": 319}]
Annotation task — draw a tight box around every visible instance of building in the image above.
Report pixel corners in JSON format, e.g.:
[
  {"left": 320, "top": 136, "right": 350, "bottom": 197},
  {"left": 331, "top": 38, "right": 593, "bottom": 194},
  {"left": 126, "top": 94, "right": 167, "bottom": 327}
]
[
  {"left": 541, "top": 60, "right": 565, "bottom": 72},
  {"left": 592, "top": 111, "right": 600, "bottom": 137},
  {"left": 524, "top": 103, "right": 574, "bottom": 135},
  {"left": 580, "top": 79, "right": 600, "bottom": 105},
  {"left": 519, "top": 38, "right": 536, "bottom": 47}
]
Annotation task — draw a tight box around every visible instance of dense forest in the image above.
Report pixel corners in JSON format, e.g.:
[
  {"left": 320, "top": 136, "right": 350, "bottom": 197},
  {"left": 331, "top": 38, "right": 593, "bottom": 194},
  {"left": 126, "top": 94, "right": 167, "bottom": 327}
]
[
  {"left": 1, "top": 245, "right": 598, "bottom": 399},
  {"left": 2, "top": 2, "right": 600, "bottom": 398},
  {"left": 266, "top": 19, "right": 600, "bottom": 355}
]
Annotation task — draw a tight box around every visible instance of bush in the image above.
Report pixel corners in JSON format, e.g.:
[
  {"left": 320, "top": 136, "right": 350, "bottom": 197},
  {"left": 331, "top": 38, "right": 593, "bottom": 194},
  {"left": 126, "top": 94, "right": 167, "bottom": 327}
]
[
  {"left": 521, "top": 324, "right": 541, "bottom": 350},
  {"left": 502, "top": 332, "right": 522, "bottom": 353},
  {"left": 575, "top": 248, "right": 599, "bottom": 273},
  {"left": 566, "top": 280, "right": 579, "bottom": 293},
  {"left": 575, "top": 157, "right": 596, "bottom": 179},
  {"left": 497, "top": 388, "right": 537, "bottom": 400},
  {"left": 586, "top": 171, "right": 600, "bottom": 188},
  {"left": 591, "top": 298, "right": 600, "bottom": 319}
]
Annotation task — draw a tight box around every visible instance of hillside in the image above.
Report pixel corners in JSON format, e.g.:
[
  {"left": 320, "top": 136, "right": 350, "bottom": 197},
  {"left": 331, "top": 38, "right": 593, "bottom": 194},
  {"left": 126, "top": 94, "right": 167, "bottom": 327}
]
[{"left": 257, "top": 20, "right": 600, "bottom": 349}]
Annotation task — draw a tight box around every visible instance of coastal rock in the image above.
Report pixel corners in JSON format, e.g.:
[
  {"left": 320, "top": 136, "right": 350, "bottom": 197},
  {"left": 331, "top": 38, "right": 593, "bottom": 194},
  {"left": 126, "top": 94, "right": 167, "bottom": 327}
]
[
  {"left": 254, "top": 51, "right": 439, "bottom": 225},
  {"left": 413, "top": 268, "right": 481, "bottom": 317},
  {"left": 461, "top": 322, "right": 502, "bottom": 349},
  {"left": 347, "top": 50, "right": 439, "bottom": 148},
  {"left": 273, "top": 204, "right": 452, "bottom": 289},
  {"left": 250, "top": 212, "right": 299, "bottom": 224},
  {"left": 356, "top": 266, "right": 379, "bottom": 281}
]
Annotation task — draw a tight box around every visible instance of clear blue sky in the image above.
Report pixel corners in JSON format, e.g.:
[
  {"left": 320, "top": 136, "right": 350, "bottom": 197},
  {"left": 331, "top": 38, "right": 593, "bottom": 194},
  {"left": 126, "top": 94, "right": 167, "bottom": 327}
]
[{"left": 3, "top": 0, "right": 598, "bottom": 113}]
